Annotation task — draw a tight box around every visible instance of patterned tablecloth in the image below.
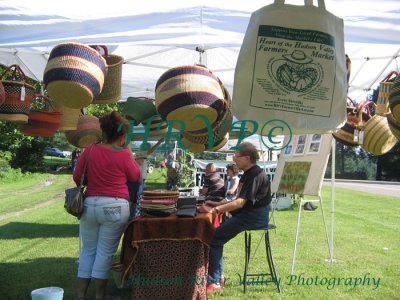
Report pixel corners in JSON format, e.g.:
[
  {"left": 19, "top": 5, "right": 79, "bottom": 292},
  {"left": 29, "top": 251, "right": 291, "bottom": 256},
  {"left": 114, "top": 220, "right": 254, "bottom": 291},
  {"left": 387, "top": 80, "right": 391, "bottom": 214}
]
[{"left": 120, "top": 213, "right": 215, "bottom": 300}]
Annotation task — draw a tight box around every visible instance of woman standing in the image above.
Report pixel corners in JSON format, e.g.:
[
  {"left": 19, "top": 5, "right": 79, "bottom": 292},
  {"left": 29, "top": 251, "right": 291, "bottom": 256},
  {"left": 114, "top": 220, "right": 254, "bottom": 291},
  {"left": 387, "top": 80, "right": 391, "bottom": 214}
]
[{"left": 73, "top": 111, "right": 141, "bottom": 300}]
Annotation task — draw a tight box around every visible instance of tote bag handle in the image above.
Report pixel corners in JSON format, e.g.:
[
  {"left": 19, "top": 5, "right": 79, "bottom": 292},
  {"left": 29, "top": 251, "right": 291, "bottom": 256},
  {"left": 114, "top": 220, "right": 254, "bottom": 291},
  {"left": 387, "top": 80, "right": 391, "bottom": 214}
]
[{"left": 274, "top": 0, "right": 325, "bottom": 9}]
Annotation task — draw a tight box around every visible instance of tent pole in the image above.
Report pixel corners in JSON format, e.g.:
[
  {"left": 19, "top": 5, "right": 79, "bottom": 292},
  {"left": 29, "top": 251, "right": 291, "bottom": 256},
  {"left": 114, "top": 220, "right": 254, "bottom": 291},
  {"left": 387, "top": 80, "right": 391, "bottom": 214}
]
[{"left": 327, "top": 138, "right": 337, "bottom": 262}]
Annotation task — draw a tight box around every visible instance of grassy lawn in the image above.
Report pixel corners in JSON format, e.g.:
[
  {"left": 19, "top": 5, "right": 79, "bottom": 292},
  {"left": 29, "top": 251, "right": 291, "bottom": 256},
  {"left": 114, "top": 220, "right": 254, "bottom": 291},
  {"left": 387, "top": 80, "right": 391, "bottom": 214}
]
[{"left": 0, "top": 173, "right": 399, "bottom": 299}]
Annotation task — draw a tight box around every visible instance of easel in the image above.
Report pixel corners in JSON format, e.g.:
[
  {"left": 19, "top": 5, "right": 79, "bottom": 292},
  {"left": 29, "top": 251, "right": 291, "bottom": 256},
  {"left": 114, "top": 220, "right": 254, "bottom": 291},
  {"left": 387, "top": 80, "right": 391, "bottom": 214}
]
[{"left": 290, "top": 194, "right": 331, "bottom": 274}]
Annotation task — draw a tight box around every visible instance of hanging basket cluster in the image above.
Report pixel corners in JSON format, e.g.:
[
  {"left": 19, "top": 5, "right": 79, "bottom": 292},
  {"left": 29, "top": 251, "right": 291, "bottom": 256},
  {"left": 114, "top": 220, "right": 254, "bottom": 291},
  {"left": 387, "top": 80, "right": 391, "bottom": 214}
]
[{"left": 333, "top": 71, "right": 400, "bottom": 155}]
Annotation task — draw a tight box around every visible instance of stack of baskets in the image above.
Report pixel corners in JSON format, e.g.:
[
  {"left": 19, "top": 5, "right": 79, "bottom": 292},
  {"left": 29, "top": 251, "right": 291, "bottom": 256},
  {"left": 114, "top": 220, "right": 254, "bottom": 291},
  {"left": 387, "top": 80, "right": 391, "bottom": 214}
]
[
  {"left": 140, "top": 190, "right": 180, "bottom": 217},
  {"left": 155, "top": 64, "right": 232, "bottom": 152},
  {"left": 388, "top": 74, "right": 400, "bottom": 141}
]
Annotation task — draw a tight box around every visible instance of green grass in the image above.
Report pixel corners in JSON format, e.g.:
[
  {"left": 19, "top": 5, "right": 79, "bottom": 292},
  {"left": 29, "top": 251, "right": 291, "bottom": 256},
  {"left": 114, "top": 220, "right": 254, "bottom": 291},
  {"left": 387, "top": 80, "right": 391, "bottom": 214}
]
[
  {"left": 146, "top": 167, "right": 168, "bottom": 189},
  {"left": 0, "top": 175, "right": 399, "bottom": 299}
]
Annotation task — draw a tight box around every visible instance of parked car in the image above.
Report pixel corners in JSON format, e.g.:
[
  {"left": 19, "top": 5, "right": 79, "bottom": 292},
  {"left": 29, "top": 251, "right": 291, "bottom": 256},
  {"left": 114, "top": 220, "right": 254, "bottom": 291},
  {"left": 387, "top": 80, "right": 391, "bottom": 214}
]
[{"left": 45, "top": 147, "right": 66, "bottom": 158}]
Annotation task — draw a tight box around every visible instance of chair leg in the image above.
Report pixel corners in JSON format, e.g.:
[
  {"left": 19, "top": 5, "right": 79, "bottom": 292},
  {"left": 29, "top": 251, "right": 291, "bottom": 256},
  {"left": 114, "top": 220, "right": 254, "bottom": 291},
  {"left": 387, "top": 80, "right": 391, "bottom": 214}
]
[
  {"left": 265, "top": 230, "right": 281, "bottom": 293},
  {"left": 244, "top": 231, "right": 251, "bottom": 293}
]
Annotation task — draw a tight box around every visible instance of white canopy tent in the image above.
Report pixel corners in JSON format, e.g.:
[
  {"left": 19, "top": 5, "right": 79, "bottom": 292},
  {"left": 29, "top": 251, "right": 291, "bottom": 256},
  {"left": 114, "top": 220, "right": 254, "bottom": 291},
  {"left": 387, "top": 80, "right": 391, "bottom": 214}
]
[{"left": 0, "top": 0, "right": 399, "bottom": 103}]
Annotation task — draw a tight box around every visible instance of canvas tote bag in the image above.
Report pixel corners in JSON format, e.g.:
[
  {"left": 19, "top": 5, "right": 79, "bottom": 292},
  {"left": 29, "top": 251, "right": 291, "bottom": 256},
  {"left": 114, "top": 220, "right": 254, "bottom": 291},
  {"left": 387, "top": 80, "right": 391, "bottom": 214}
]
[{"left": 233, "top": 0, "right": 347, "bottom": 135}]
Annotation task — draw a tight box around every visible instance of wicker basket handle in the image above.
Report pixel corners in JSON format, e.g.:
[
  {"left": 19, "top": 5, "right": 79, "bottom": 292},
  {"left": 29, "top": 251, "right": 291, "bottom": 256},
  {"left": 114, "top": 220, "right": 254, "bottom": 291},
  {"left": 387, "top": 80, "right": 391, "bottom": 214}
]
[
  {"left": 356, "top": 101, "right": 376, "bottom": 127},
  {"left": 90, "top": 45, "right": 108, "bottom": 57},
  {"left": 381, "top": 71, "right": 399, "bottom": 83},
  {"left": 0, "top": 64, "right": 31, "bottom": 84}
]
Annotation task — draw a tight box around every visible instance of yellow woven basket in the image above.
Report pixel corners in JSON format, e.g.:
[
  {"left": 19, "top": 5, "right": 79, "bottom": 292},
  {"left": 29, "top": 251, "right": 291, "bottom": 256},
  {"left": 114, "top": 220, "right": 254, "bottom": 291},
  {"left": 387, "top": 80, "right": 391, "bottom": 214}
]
[
  {"left": 362, "top": 114, "right": 398, "bottom": 155},
  {"left": 387, "top": 113, "right": 400, "bottom": 141},
  {"left": 44, "top": 43, "right": 107, "bottom": 109}
]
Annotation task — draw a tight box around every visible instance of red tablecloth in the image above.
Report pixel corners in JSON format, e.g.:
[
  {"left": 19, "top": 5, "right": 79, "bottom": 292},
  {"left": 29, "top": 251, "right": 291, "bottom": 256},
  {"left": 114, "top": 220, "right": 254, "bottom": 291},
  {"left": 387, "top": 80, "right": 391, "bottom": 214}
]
[{"left": 120, "top": 213, "right": 215, "bottom": 300}]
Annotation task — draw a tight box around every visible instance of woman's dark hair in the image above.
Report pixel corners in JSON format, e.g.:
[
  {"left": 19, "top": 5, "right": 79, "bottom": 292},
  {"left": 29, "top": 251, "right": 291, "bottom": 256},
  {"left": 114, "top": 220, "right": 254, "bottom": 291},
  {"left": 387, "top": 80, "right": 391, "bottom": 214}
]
[
  {"left": 237, "top": 142, "right": 259, "bottom": 163},
  {"left": 226, "top": 163, "right": 239, "bottom": 176},
  {"left": 99, "top": 111, "right": 129, "bottom": 143}
]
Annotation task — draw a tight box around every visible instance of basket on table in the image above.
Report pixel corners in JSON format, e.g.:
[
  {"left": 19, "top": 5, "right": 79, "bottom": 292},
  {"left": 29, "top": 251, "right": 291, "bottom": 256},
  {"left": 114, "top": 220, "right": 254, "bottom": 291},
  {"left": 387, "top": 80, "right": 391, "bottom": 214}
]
[
  {"left": 376, "top": 71, "right": 398, "bottom": 116},
  {"left": 91, "top": 45, "right": 124, "bottom": 104},
  {"left": 155, "top": 64, "right": 227, "bottom": 132},
  {"left": 389, "top": 74, "right": 400, "bottom": 122},
  {"left": 44, "top": 42, "right": 107, "bottom": 109},
  {"left": 20, "top": 94, "right": 63, "bottom": 137},
  {"left": 65, "top": 115, "right": 102, "bottom": 148},
  {"left": 332, "top": 100, "right": 374, "bottom": 146},
  {"left": 140, "top": 190, "right": 180, "bottom": 217},
  {"left": 0, "top": 64, "right": 35, "bottom": 123}
]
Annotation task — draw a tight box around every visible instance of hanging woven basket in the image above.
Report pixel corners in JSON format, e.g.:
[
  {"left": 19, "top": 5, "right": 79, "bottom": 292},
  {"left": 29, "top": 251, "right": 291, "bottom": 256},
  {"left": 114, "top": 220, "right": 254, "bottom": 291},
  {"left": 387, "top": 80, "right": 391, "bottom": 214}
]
[
  {"left": 52, "top": 101, "right": 81, "bottom": 131},
  {"left": 155, "top": 64, "right": 227, "bottom": 132},
  {"left": 65, "top": 115, "right": 102, "bottom": 148},
  {"left": 389, "top": 74, "right": 400, "bottom": 122},
  {"left": 20, "top": 94, "right": 63, "bottom": 137},
  {"left": 92, "top": 45, "right": 124, "bottom": 104},
  {"left": 0, "top": 64, "right": 35, "bottom": 123},
  {"left": 44, "top": 43, "right": 107, "bottom": 109},
  {"left": 387, "top": 113, "right": 400, "bottom": 141},
  {"left": 0, "top": 81, "right": 5, "bottom": 104},
  {"left": 362, "top": 114, "right": 398, "bottom": 155},
  {"left": 332, "top": 101, "right": 374, "bottom": 146},
  {"left": 376, "top": 71, "right": 398, "bottom": 116}
]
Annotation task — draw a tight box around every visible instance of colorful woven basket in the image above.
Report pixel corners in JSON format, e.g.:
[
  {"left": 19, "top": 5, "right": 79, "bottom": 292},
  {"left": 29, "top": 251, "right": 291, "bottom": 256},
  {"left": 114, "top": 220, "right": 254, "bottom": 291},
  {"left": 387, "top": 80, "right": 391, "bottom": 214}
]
[
  {"left": 44, "top": 43, "right": 107, "bottom": 109},
  {"left": 0, "top": 81, "right": 5, "bottom": 104},
  {"left": 0, "top": 64, "right": 35, "bottom": 123},
  {"left": 362, "top": 114, "right": 398, "bottom": 155},
  {"left": 20, "top": 94, "right": 63, "bottom": 137},
  {"left": 155, "top": 64, "right": 227, "bottom": 132},
  {"left": 52, "top": 101, "right": 80, "bottom": 131},
  {"left": 376, "top": 71, "right": 398, "bottom": 116},
  {"left": 387, "top": 113, "right": 400, "bottom": 141},
  {"left": 332, "top": 101, "right": 374, "bottom": 146},
  {"left": 389, "top": 74, "right": 400, "bottom": 122},
  {"left": 65, "top": 115, "right": 102, "bottom": 148},
  {"left": 92, "top": 45, "right": 124, "bottom": 104},
  {"left": 181, "top": 87, "right": 232, "bottom": 152}
]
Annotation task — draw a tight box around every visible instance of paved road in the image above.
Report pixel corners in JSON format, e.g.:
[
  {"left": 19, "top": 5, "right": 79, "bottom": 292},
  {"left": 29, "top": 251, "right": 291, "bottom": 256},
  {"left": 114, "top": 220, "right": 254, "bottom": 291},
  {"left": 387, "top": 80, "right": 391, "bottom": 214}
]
[{"left": 323, "top": 179, "right": 400, "bottom": 198}]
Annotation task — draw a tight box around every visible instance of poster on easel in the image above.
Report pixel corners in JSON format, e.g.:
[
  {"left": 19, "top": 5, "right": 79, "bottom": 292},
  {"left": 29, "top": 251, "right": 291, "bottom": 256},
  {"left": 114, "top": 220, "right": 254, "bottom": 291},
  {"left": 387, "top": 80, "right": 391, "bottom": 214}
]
[{"left": 272, "top": 134, "right": 332, "bottom": 196}]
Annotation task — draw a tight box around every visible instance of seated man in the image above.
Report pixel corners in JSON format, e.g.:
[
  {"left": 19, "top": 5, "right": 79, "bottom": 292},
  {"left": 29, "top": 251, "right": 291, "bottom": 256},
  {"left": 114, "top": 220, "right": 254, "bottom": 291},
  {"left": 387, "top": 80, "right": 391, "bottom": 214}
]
[
  {"left": 200, "top": 163, "right": 225, "bottom": 200},
  {"left": 198, "top": 142, "right": 271, "bottom": 293}
]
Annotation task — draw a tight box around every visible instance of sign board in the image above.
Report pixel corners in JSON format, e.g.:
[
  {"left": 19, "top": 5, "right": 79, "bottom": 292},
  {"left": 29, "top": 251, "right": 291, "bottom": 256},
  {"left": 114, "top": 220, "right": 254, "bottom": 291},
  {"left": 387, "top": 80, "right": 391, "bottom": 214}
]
[{"left": 272, "top": 134, "right": 332, "bottom": 196}]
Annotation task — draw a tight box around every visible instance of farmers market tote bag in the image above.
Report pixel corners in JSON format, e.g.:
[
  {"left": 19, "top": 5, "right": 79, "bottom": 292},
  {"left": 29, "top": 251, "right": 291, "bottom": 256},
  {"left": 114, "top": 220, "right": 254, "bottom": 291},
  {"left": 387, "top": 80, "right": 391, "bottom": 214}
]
[{"left": 233, "top": 0, "right": 347, "bottom": 134}]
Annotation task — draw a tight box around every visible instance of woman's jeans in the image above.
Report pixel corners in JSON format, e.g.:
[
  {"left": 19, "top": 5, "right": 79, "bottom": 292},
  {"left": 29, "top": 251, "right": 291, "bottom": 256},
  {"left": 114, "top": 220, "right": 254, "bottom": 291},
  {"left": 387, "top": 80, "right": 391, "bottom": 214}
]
[
  {"left": 78, "top": 196, "right": 130, "bottom": 279},
  {"left": 208, "top": 206, "right": 270, "bottom": 284}
]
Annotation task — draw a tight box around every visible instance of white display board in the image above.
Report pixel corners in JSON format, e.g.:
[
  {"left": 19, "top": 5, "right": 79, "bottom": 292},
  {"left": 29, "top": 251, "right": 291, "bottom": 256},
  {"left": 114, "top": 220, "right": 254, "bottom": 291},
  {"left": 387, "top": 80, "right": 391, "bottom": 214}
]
[{"left": 271, "top": 134, "right": 332, "bottom": 196}]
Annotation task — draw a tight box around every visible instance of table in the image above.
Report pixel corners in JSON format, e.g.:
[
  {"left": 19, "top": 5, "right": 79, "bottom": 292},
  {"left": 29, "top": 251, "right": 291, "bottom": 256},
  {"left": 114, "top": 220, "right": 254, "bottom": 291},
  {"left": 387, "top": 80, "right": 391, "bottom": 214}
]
[{"left": 120, "top": 213, "right": 215, "bottom": 300}]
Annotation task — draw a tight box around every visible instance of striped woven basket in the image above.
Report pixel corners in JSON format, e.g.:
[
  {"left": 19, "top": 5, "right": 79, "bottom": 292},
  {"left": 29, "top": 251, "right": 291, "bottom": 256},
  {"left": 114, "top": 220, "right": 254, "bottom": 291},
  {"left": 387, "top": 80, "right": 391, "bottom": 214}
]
[
  {"left": 52, "top": 101, "right": 80, "bottom": 131},
  {"left": 362, "top": 114, "right": 398, "bottom": 155},
  {"left": 92, "top": 45, "right": 124, "bottom": 104},
  {"left": 0, "top": 64, "right": 35, "bottom": 123},
  {"left": 376, "top": 71, "right": 398, "bottom": 116},
  {"left": 20, "top": 94, "right": 63, "bottom": 137},
  {"left": 182, "top": 132, "right": 229, "bottom": 153},
  {"left": 142, "top": 114, "right": 168, "bottom": 136},
  {"left": 182, "top": 87, "right": 233, "bottom": 152},
  {"left": 389, "top": 74, "right": 400, "bottom": 122},
  {"left": 44, "top": 43, "right": 107, "bottom": 109},
  {"left": 155, "top": 64, "right": 227, "bottom": 132},
  {"left": 387, "top": 113, "right": 400, "bottom": 141},
  {"left": 65, "top": 115, "right": 102, "bottom": 148}
]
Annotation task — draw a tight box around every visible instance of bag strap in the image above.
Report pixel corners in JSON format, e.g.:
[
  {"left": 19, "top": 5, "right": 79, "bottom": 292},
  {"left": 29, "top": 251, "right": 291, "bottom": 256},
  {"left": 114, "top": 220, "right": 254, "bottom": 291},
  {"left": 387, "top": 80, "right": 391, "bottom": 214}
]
[
  {"left": 274, "top": 0, "right": 325, "bottom": 9},
  {"left": 79, "top": 144, "right": 95, "bottom": 187}
]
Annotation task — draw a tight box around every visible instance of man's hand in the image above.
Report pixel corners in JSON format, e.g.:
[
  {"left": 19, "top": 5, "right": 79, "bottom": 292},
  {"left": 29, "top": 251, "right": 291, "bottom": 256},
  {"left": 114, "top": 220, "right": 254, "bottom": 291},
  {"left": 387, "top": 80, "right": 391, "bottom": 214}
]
[
  {"left": 197, "top": 205, "right": 214, "bottom": 213},
  {"left": 205, "top": 200, "right": 220, "bottom": 207}
]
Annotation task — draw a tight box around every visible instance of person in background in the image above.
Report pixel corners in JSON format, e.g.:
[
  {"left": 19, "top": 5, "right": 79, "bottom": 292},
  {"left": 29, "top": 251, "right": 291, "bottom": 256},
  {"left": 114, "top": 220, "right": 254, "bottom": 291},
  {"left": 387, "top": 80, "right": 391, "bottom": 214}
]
[
  {"left": 73, "top": 111, "right": 141, "bottom": 300},
  {"left": 198, "top": 142, "right": 271, "bottom": 293},
  {"left": 200, "top": 163, "right": 225, "bottom": 200},
  {"left": 71, "top": 148, "right": 81, "bottom": 172},
  {"left": 225, "top": 163, "right": 240, "bottom": 201}
]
